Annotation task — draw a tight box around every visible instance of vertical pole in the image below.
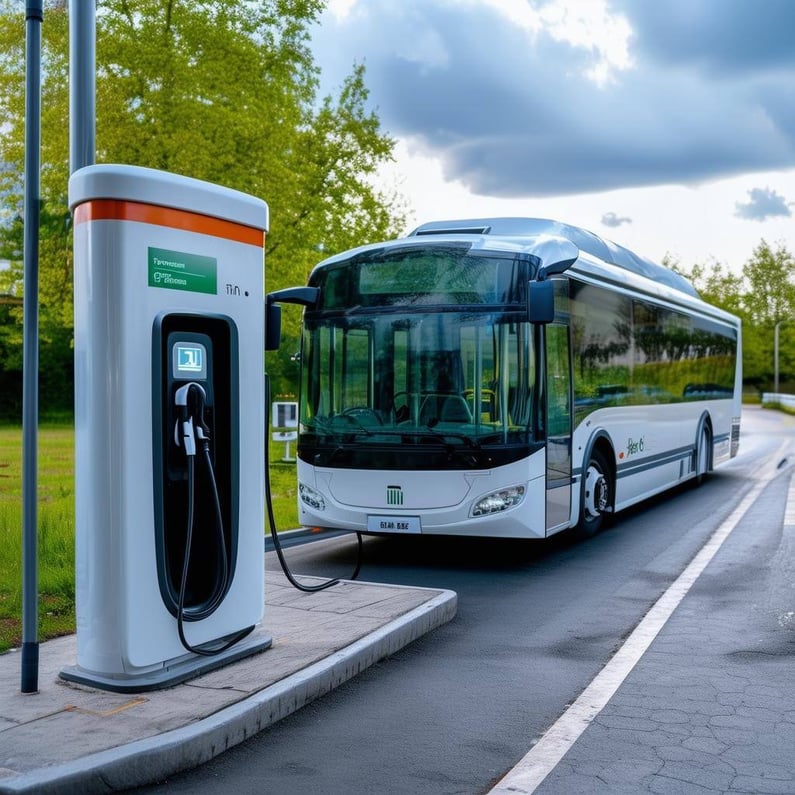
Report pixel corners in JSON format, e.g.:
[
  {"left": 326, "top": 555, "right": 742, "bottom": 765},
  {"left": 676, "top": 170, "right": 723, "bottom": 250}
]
[
  {"left": 69, "top": 0, "right": 96, "bottom": 173},
  {"left": 21, "top": 0, "right": 44, "bottom": 695},
  {"left": 774, "top": 321, "right": 781, "bottom": 396}
]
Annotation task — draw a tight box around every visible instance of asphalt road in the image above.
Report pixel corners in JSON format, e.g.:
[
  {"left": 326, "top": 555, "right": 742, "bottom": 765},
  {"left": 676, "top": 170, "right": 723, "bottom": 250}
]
[{"left": 136, "top": 406, "right": 792, "bottom": 794}]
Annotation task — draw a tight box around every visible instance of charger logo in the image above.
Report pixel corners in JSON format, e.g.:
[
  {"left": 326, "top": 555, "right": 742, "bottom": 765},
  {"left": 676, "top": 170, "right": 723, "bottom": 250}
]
[
  {"left": 177, "top": 345, "right": 204, "bottom": 373},
  {"left": 386, "top": 486, "right": 403, "bottom": 506}
]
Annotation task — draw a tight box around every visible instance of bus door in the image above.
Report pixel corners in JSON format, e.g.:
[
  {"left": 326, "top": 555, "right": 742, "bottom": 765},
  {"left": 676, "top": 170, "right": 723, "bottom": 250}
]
[{"left": 545, "top": 323, "right": 572, "bottom": 532}]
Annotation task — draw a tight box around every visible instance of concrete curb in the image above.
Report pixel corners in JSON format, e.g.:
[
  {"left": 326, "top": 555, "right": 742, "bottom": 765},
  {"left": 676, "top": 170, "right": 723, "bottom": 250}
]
[{"left": 0, "top": 589, "right": 457, "bottom": 794}]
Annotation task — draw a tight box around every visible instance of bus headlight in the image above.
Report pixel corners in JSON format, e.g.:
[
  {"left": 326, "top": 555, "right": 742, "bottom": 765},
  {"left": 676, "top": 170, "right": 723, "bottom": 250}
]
[
  {"left": 299, "top": 483, "right": 326, "bottom": 511},
  {"left": 471, "top": 485, "right": 526, "bottom": 517}
]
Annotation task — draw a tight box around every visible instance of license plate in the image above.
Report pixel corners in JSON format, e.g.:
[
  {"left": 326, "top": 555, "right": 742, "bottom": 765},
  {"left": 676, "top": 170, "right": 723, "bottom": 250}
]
[{"left": 366, "top": 515, "right": 422, "bottom": 534}]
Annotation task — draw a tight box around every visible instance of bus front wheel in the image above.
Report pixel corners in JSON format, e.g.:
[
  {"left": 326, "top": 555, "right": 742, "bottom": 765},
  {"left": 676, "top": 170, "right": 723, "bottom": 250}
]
[
  {"left": 576, "top": 449, "right": 613, "bottom": 538},
  {"left": 693, "top": 424, "right": 711, "bottom": 486}
]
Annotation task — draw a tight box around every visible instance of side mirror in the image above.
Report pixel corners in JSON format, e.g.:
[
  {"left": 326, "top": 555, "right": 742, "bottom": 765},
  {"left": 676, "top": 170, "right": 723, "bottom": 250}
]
[
  {"left": 265, "top": 302, "right": 282, "bottom": 351},
  {"left": 527, "top": 236, "right": 579, "bottom": 324},
  {"left": 534, "top": 236, "right": 579, "bottom": 280},
  {"left": 528, "top": 280, "right": 555, "bottom": 324},
  {"left": 265, "top": 286, "right": 319, "bottom": 351},
  {"left": 267, "top": 286, "right": 320, "bottom": 307}
]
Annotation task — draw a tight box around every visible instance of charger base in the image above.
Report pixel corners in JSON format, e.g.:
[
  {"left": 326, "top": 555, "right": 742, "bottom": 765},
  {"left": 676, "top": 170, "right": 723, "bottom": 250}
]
[{"left": 59, "top": 631, "right": 272, "bottom": 693}]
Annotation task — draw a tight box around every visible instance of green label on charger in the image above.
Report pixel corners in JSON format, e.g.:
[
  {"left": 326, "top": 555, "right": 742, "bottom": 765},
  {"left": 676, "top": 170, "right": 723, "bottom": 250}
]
[{"left": 148, "top": 247, "right": 217, "bottom": 294}]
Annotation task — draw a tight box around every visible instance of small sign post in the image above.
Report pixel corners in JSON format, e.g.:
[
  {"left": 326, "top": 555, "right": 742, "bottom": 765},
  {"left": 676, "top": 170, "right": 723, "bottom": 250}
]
[{"left": 272, "top": 401, "right": 298, "bottom": 462}]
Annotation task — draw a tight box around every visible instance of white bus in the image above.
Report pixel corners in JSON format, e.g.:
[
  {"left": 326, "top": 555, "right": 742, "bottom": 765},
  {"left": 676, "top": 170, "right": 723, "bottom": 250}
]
[{"left": 268, "top": 218, "right": 741, "bottom": 539}]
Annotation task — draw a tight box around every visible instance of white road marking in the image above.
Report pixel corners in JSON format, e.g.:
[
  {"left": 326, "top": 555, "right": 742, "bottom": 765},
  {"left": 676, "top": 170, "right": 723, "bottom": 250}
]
[
  {"left": 785, "top": 470, "right": 795, "bottom": 529},
  {"left": 489, "top": 443, "right": 791, "bottom": 794}
]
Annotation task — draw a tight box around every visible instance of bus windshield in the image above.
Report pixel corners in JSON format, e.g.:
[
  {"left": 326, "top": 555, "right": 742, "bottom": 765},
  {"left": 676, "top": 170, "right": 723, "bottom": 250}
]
[
  {"left": 299, "top": 309, "right": 538, "bottom": 470},
  {"left": 313, "top": 245, "right": 531, "bottom": 309}
]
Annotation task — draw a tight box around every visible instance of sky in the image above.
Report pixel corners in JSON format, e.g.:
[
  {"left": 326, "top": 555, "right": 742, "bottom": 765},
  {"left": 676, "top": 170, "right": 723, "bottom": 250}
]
[{"left": 311, "top": 0, "right": 795, "bottom": 273}]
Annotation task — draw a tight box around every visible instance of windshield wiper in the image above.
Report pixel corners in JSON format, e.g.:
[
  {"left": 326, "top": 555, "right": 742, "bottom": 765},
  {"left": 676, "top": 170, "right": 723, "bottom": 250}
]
[
  {"left": 308, "top": 417, "right": 482, "bottom": 450},
  {"left": 307, "top": 415, "right": 373, "bottom": 437},
  {"left": 417, "top": 421, "right": 481, "bottom": 450}
]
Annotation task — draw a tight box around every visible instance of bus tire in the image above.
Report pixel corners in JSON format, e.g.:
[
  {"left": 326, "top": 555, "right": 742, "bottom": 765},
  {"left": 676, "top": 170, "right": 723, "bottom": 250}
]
[
  {"left": 693, "top": 423, "right": 711, "bottom": 486},
  {"left": 576, "top": 448, "right": 613, "bottom": 538}
]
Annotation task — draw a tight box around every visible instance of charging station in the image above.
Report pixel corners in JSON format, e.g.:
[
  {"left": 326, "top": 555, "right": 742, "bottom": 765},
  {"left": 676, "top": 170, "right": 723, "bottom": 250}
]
[{"left": 61, "top": 164, "right": 272, "bottom": 692}]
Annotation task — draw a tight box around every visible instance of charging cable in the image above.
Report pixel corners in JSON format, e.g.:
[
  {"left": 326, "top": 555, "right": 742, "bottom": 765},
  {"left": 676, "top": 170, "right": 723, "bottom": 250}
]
[
  {"left": 172, "top": 371, "right": 363, "bottom": 663},
  {"left": 174, "top": 382, "right": 253, "bottom": 656},
  {"left": 264, "top": 375, "right": 363, "bottom": 591}
]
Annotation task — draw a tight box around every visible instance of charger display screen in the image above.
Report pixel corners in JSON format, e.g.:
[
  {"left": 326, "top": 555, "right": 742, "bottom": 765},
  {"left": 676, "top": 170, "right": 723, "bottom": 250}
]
[{"left": 173, "top": 342, "right": 207, "bottom": 380}]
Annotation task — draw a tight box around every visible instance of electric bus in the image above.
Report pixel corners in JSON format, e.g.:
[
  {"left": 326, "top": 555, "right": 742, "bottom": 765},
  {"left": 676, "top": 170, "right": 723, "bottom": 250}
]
[{"left": 268, "top": 218, "right": 741, "bottom": 539}]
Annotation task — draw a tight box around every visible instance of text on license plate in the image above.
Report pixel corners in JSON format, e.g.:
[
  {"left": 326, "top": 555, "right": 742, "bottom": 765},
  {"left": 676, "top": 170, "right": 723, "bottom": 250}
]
[{"left": 366, "top": 515, "right": 422, "bottom": 534}]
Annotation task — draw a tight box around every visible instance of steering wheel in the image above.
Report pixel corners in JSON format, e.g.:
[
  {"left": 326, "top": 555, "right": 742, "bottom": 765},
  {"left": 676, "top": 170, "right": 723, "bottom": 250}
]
[{"left": 340, "top": 407, "right": 383, "bottom": 425}]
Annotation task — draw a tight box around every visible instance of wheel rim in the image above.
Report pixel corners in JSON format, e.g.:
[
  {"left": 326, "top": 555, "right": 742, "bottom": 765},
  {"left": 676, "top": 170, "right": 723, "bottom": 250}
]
[{"left": 584, "top": 463, "right": 608, "bottom": 520}]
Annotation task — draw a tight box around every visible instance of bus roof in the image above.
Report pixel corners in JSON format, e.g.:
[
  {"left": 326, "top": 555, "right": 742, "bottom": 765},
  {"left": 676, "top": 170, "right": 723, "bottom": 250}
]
[{"left": 409, "top": 217, "right": 699, "bottom": 298}]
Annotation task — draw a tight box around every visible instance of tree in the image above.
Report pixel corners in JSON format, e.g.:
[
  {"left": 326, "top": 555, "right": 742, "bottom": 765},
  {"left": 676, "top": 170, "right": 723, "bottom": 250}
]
[
  {"left": 0, "top": 0, "right": 406, "bottom": 412},
  {"left": 740, "top": 240, "right": 795, "bottom": 325},
  {"left": 740, "top": 240, "right": 795, "bottom": 389},
  {"left": 682, "top": 259, "right": 744, "bottom": 318},
  {"left": 0, "top": 5, "right": 74, "bottom": 416}
]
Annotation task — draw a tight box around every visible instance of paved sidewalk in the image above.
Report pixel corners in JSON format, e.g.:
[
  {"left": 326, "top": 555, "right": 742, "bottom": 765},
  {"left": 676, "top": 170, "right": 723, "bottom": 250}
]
[{"left": 0, "top": 573, "right": 457, "bottom": 794}]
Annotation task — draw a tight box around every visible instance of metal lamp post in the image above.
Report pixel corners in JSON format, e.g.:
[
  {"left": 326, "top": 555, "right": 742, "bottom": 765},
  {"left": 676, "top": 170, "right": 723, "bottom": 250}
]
[
  {"left": 774, "top": 320, "right": 784, "bottom": 396},
  {"left": 21, "top": 0, "right": 43, "bottom": 697},
  {"left": 20, "top": 0, "right": 96, "bottom": 694}
]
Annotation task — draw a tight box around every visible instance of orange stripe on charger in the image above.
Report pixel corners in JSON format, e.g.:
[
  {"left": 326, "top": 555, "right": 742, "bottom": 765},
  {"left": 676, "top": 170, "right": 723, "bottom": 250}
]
[{"left": 73, "top": 199, "right": 264, "bottom": 247}]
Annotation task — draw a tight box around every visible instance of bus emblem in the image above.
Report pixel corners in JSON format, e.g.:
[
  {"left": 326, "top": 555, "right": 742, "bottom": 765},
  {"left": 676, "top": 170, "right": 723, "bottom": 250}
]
[{"left": 387, "top": 486, "right": 403, "bottom": 506}]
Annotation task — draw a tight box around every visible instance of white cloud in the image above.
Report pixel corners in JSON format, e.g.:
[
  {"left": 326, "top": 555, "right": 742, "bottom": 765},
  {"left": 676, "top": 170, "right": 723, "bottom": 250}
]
[
  {"left": 315, "top": 0, "right": 795, "bottom": 198},
  {"left": 325, "top": 0, "right": 357, "bottom": 21},
  {"left": 313, "top": 0, "right": 795, "bottom": 270},
  {"left": 537, "top": 0, "right": 634, "bottom": 85}
]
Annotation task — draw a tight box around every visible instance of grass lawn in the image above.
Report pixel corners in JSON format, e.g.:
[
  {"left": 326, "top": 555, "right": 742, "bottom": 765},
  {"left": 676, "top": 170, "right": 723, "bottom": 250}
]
[{"left": 0, "top": 424, "right": 299, "bottom": 653}]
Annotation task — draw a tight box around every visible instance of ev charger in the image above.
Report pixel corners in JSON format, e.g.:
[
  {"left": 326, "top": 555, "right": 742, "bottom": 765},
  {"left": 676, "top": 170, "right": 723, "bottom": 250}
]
[{"left": 61, "top": 164, "right": 272, "bottom": 691}]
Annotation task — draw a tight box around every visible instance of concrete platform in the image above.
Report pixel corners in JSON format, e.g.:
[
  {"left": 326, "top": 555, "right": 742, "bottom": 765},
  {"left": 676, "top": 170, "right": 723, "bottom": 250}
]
[{"left": 0, "top": 573, "right": 457, "bottom": 794}]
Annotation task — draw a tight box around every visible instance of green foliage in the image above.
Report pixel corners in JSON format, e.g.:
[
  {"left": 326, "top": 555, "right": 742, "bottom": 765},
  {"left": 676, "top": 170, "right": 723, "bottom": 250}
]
[
  {"left": 0, "top": 424, "right": 76, "bottom": 651},
  {"left": 739, "top": 241, "right": 795, "bottom": 389},
  {"left": 681, "top": 259, "right": 744, "bottom": 318},
  {"left": 674, "top": 241, "right": 795, "bottom": 391},
  {"left": 0, "top": 422, "right": 298, "bottom": 651},
  {"left": 741, "top": 240, "right": 795, "bottom": 324},
  {"left": 0, "top": 0, "right": 406, "bottom": 413}
]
